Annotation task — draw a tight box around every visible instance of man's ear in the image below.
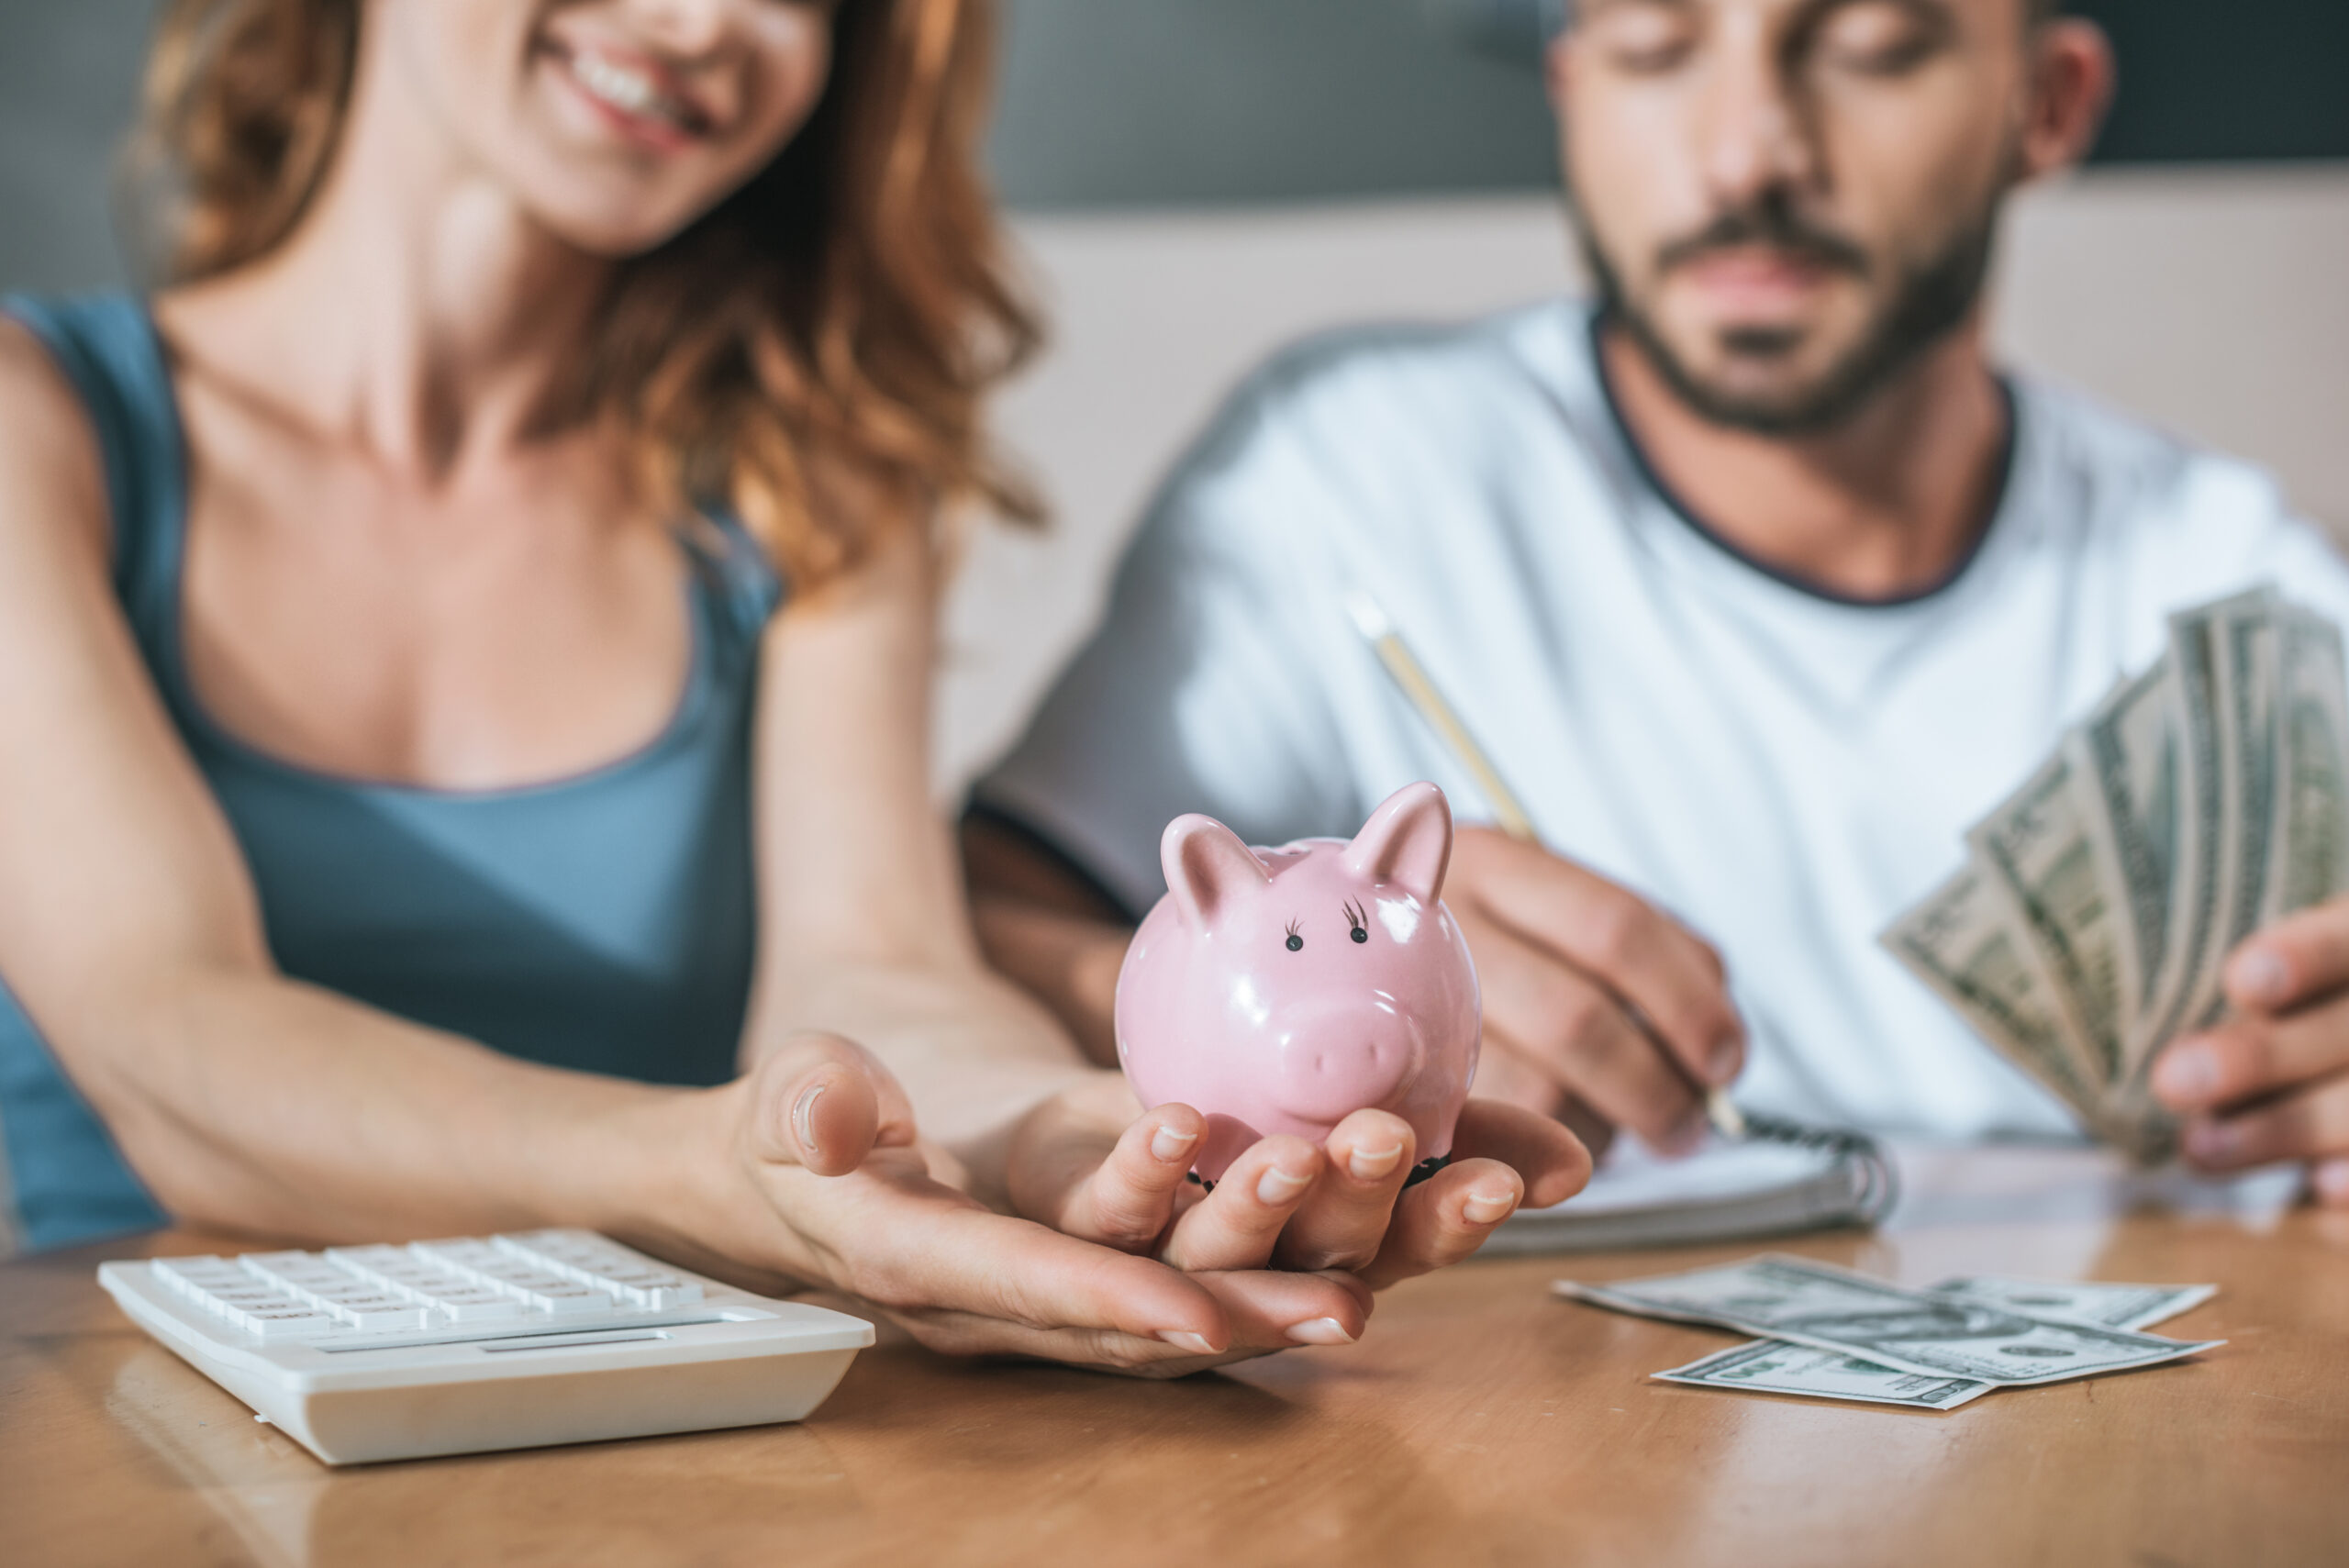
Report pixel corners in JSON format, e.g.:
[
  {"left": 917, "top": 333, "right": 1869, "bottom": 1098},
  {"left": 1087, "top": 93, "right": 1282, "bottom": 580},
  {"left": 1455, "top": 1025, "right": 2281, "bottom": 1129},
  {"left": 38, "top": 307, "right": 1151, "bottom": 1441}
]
[
  {"left": 2018, "top": 18, "right": 2116, "bottom": 183},
  {"left": 1343, "top": 783, "right": 1455, "bottom": 904},
  {"left": 1161, "top": 816, "right": 1270, "bottom": 929}
]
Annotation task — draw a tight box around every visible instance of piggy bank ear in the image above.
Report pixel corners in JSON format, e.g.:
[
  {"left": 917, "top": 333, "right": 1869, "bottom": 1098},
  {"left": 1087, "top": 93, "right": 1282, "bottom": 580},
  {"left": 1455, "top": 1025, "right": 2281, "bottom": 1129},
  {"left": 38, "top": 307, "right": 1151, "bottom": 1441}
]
[
  {"left": 1343, "top": 782, "right": 1453, "bottom": 903},
  {"left": 1161, "top": 815, "right": 1271, "bottom": 929}
]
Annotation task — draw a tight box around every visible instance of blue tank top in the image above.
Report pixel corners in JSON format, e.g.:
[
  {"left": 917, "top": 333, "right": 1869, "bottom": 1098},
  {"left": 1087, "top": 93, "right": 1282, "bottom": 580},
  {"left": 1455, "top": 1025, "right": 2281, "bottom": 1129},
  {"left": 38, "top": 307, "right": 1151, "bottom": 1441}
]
[{"left": 0, "top": 295, "right": 785, "bottom": 1252}]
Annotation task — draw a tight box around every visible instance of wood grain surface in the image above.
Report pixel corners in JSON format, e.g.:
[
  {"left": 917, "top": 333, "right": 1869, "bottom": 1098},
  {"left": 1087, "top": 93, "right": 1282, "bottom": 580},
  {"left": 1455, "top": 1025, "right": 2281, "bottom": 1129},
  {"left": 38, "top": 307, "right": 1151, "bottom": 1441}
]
[{"left": 6, "top": 1146, "right": 2345, "bottom": 1568}]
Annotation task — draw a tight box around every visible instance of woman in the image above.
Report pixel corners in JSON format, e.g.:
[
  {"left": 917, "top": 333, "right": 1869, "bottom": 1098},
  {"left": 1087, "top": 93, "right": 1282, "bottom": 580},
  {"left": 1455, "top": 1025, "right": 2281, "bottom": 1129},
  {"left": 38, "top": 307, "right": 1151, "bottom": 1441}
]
[{"left": 0, "top": 0, "right": 1586, "bottom": 1371}]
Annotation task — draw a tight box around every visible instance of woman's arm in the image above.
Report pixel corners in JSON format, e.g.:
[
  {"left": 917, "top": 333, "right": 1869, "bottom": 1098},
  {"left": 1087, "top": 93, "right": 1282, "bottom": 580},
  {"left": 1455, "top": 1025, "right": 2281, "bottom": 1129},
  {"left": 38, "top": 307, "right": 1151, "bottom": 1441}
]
[
  {"left": 0, "top": 325, "right": 693, "bottom": 1244},
  {"left": 739, "top": 516, "right": 1103, "bottom": 1200},
  {"left": 0, "top": 330, "right": 1310, "bottom": 1367}
]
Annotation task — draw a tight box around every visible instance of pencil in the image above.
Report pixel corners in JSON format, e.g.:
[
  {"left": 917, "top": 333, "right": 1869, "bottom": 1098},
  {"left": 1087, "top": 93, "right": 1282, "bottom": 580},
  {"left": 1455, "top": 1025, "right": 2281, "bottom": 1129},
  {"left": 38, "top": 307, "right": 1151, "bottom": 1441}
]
[{"left": 1342, "top": 589, "right": 1747, "bottom": 1142}]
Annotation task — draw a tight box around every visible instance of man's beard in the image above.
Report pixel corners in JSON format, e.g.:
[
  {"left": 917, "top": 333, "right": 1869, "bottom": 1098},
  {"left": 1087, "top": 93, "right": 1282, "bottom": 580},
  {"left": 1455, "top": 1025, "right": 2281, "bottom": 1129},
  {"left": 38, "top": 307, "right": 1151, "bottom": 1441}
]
[{"left": 1575, "top": 188, "right": 2002, "bottom": 437}]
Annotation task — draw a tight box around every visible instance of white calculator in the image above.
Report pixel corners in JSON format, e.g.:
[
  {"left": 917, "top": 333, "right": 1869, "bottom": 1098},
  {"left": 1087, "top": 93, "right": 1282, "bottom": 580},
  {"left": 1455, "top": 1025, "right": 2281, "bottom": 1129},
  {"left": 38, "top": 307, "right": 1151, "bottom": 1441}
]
[{"left": 98, "top": 1229, "right": 874, "bottom": 1466}]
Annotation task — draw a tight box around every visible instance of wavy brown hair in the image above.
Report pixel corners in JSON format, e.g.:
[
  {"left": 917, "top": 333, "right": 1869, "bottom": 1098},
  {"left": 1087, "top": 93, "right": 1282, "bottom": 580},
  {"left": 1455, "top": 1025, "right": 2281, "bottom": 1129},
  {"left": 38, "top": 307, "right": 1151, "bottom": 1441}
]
[{"left": 133, "top": 0, "right": 1041, "bottom": 587}]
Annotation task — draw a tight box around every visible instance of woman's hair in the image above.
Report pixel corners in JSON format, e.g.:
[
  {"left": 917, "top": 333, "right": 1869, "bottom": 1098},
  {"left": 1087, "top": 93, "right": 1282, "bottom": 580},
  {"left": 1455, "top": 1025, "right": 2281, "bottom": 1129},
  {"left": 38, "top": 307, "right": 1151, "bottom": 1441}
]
[{"left": 134, "top": 0, "right": 1041, "bottom": 586}]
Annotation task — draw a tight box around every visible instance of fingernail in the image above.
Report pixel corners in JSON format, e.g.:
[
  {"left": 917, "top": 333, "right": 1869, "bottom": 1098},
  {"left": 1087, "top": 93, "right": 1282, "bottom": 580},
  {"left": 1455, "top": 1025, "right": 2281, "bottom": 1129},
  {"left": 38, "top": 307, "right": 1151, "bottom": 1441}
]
[
  {"left": 1151, "top": 1124, "right": 1199, "bottom": 1162},
  {"left": 1286, "top": 1317, "right": 1354, "bottom": 1346},
  {"left": 2154, "top": 1042, "right": 2220, "bottom": 1105},
  {"left": 1256, "top": 1165, "right": 1313, "bottom": 1205},
  {"left": 1348, "top": 1142, "right": 1404, "bottom": 1182},
  {"left": 2184, "top": 1119, "right": 2238, "bottom": 1164},
  {"left": 1462, "top": 1188, "right": 1519, "bottom": 1226},
  {"left": 791, "top": 1082, "right": 825, "bottom": 1159},
  {"left": 1157, "top": 1329, "right": 1219, "bottom": 1355},
  {"left": 2231, "top": 946, "right": 2291, "bottom": 1006},
  {"left": 1708, "top": 1035, "right": 1742, "bottom": 1085}
]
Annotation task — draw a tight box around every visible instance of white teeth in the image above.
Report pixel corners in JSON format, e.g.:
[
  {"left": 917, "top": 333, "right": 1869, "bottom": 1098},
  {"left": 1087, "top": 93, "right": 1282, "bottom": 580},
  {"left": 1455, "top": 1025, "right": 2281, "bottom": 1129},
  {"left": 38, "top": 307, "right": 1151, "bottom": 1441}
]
[{"left": 568, "top": 49, "right": 673, "bottom": 122}]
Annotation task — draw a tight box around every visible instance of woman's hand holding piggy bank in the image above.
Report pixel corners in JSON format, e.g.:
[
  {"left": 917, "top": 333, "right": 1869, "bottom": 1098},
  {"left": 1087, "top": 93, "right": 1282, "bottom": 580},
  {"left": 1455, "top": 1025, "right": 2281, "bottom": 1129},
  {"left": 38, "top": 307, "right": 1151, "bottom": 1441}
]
[
  {"left": 1118, "top": 780, "right": 1484, "bottom": 1184},
  {"left": 1003, "top": 784, "right": 1591, "bottom": 1373}
]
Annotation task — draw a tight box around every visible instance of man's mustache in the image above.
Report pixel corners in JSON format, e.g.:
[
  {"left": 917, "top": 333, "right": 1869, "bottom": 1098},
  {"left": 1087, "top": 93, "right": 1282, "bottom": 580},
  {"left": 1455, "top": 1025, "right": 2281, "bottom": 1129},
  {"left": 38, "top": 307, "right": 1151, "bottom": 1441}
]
[{"left": 1654, "top": 202, "right": 1872, "bottom": 278}]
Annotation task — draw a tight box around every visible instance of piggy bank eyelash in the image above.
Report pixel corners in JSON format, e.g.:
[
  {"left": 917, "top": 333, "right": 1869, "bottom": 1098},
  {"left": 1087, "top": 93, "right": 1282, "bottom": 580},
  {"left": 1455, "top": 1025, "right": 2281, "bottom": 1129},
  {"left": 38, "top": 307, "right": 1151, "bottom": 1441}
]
[
  {"left": 1343, "top": 899, "right": 1369, "bottom": 942},
  {"left": 1285, "top": 919, "right": 1304, "bottom": 952}
]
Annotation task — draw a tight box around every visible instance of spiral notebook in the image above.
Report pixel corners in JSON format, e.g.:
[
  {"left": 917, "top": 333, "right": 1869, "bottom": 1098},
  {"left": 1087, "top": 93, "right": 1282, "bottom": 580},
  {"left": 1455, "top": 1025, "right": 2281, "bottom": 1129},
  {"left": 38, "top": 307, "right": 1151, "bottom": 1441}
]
[{"left": 1483, "top": 1119, "right": 1898, "bottom": 1255}]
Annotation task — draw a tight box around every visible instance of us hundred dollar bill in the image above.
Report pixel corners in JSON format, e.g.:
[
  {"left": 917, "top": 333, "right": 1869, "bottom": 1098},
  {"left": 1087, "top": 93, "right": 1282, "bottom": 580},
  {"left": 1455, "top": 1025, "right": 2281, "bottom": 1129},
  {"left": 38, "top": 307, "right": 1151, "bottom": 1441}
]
[
  {"left": 1553, "top": 1255, "right": 2222, "bottom": 1387},
  {"left": 1925, "top": 1274, "right": 2215, "bottom": 1330},
  {"left": 1877, "top": 862, "right": 2103, "bottom": 1123},
  {"left": 2161, "top": 595, "right": 2266, "bottom": 1044},
  {"left": 2070, "top": 662, "right": 2197, "bottom": 1079},
  {"left": 2136, "top": 606, "right": 2232, "bottom": 1063},
  {"left": 2266, "top": 606, "right": 2349, "bottom": 921},
  {"left": 1651, "top": 1274, "right": 2218, "bottom": 1410},
  {"left": 2210, "top": 592, "right": 2283, "bottom": 982},
  {"left": 1884, "top": 586, "right": 2343, "bottom": 1162},
  {"left": 1968, "top": 748, "right": 2131, "bottom": 1084}
]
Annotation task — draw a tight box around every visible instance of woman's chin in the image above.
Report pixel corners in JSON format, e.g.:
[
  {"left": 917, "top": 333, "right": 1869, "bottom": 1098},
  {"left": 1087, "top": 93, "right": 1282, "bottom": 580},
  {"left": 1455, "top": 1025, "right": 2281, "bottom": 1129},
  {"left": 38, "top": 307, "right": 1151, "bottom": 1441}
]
[{"left": 511, "top": 185, "right": 712, "bottom": 260}]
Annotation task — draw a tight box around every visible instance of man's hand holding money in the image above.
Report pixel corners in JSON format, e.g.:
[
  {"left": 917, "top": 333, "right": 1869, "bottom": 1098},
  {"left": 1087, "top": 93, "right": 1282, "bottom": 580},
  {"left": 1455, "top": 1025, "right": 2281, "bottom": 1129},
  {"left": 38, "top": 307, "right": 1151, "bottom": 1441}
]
[{"left": 2154, "top": 902, "right": 2349, "bottom": 1206}]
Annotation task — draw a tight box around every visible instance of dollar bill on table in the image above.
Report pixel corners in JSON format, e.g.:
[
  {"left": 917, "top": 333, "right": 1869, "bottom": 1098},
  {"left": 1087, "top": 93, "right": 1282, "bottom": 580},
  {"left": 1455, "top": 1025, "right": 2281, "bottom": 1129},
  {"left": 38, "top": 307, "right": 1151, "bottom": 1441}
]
[
  {"left": 1646, "top": 1273, "right": 2219, "bottom": 1411},
  {"left": 1553, "top": 1255, "right": 2222, "bottom": 1396},
  {"left": 1881, "top": 584, "right": 2349, "bottom": 1164}
]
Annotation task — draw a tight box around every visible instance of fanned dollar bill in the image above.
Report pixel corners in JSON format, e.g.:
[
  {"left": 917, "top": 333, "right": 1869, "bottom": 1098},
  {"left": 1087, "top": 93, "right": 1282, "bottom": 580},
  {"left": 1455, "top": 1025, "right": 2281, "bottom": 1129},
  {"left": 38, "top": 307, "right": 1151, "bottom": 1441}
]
[
  {"left": 2213, "top": 595, "right": 2284, "bottom": 969},
  {"left": 2161, "top": 595, "right": 2260, "bottom": 1044},
  {"left": 2072, "top": 664, "right": 2195, "bottom": 1072},
  {"left": 2266, "top": 606, "right": 2349, "bottom": 920},
  {"left": 1967, "top": 749, "right": 2131, "bottom": 1084},
  {"left": 1882, "top": 586, "right": 2346, "bottom": 1163},
  {"left": 1650, "top": 1274, "right": 2218, "bottom": 1410},
  {"left": 1553, "top": 1254, "right": 2223, "bottom": 1387},
  {"left": 1877, "top": 863, "right": 2105, "bottom": 1127}
]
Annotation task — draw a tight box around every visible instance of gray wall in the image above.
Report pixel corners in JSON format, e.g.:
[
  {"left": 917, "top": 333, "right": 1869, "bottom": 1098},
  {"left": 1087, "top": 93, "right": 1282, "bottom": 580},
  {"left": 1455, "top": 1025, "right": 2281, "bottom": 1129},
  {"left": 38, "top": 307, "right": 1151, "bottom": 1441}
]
[
  {"left": 989, "top": 0, "right": 1558, "bottom": 210},
  {"left": 988, "top": 0, "right": 2349, "bottom": 209},
  {"left": 7, "top": 0, "right": 2347, "bottom": 290},
  {"left": 0, "top": 0, "right": 157, "bottom": 294}
]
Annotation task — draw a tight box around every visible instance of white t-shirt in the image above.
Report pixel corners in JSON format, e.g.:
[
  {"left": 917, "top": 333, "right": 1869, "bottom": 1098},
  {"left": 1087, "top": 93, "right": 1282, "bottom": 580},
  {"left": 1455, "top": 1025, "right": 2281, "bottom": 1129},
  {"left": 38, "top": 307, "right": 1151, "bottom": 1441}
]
[{"left": 978, "top": 302, "right": 2349, "bottom": 1141}]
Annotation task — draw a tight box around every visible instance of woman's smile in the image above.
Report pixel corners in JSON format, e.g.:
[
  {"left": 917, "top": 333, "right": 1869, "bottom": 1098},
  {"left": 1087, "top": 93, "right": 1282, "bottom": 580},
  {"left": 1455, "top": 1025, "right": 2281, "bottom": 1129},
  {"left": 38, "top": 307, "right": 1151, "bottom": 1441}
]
[{"left": 541, "top": 34, "right": 720, "bottom": 153}]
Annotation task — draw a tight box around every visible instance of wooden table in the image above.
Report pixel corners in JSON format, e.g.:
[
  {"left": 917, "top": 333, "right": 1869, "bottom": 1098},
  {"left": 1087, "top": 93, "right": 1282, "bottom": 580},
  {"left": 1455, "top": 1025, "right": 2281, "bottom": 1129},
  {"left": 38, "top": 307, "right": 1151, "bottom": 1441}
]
[{"left": 6, "top": 1147, "right": 2346, "bottom": 1568}]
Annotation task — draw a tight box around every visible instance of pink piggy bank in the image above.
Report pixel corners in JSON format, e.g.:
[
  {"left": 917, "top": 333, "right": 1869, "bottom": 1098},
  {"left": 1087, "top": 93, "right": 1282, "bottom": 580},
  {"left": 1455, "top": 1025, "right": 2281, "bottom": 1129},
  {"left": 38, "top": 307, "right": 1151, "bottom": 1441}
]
[{"left": 1114, "top": 781, "right": 1482, "bottom": 1185}]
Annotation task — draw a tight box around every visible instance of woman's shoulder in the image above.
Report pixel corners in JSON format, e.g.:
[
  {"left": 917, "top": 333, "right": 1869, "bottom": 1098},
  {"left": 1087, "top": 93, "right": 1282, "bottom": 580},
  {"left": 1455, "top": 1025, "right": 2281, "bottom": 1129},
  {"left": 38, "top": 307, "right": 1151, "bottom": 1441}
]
[{"left": 0, "top": 307, "right": 114, "bottom": 562}]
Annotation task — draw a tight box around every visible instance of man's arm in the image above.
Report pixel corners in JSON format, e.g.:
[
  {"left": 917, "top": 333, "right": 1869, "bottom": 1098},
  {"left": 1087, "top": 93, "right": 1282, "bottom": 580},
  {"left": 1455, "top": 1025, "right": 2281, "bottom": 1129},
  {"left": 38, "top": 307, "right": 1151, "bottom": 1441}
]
[{"left": 962, "top": 810, "right": 1130, "bottom": 1068}]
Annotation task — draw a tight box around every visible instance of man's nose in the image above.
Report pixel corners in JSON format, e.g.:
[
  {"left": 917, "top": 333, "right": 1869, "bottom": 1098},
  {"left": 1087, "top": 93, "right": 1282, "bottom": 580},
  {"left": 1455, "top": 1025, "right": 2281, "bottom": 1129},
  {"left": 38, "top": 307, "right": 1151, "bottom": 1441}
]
[{"left": 1693, "top": 11, "right": 1820, "bottom": 209}]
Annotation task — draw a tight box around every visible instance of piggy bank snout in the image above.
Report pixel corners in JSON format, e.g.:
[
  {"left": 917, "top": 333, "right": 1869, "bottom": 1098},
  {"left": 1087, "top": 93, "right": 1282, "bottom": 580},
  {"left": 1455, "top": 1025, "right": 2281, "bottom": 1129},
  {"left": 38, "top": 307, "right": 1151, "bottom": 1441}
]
[{"left": 1268, "top": 1001, "right": 1423, "bottom": 1121}]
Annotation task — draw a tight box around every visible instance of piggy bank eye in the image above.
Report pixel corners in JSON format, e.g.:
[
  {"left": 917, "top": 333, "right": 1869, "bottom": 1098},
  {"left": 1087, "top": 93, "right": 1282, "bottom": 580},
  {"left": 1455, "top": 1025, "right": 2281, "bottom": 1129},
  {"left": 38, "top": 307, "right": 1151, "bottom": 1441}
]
[
  {"left": 1284, "top": 920, "right": 1304, "bottom": 952},
  {"left": 1344, "top": 899, "right": 1369, "bottom": 943}
]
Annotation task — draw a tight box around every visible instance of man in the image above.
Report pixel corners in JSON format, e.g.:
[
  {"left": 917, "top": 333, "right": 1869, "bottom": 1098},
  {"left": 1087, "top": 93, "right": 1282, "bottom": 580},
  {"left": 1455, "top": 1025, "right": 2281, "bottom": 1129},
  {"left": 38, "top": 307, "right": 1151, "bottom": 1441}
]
[{"left": 963, "top": 0, "right": 2349, "bottom": 1204}]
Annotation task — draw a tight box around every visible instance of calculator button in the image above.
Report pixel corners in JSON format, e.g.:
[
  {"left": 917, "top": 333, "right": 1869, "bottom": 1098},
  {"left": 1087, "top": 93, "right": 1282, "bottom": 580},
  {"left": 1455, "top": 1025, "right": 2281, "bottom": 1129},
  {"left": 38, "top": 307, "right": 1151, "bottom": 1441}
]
[
  {"left": 331, "top": 1303, "right": 433, "bottom": 1331},
  {"left": 411, "top": 1240, "right": 507, "bottom": 1270},
  {"left": 497, "top": 1237, "right": 703, "bottom": 1308},
  {"left": 522, "top": 1284, "right": 616, "bottom": 1314},
  {"left": 417, "top": 1292, "right": 526, "bottom": 1323},
  {"left": 324, "top": 1245, "right": 414, "bottom": 1269},
  {"left": 153, "top": 1258, "right": 250, "bottom": 1297},
  {"left": 239, "top": 1309, "right": 345, "bottom": 1341}
]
